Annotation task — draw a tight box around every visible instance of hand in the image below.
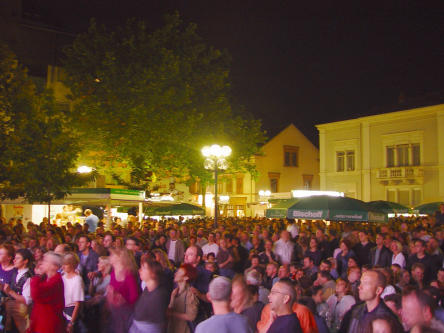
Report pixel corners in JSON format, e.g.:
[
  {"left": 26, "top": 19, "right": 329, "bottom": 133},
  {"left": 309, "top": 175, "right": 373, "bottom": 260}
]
[
  {"left": 190, "top": 287, "right": 200, "bottom": 298},
  {"left": 3, "top": 284, "right": 11, "bottom": 295},
  {"left": 66, "top": 322, "right": 73, "bottom": 333},
  {"left": 87, "top": 271, "right": 97, "bottom": 280},
  {"left": 34, "top": 264, "right": 44, "bottom": 275}
]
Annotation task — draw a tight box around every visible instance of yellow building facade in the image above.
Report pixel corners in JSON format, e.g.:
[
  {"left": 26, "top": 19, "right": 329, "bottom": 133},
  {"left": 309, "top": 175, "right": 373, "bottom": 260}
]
[
  {"left": 316, "top": 104, "right": 444, "bottom": 206},
  {"left": 195, "top": 124, "right": 320, "bottom": 217}
]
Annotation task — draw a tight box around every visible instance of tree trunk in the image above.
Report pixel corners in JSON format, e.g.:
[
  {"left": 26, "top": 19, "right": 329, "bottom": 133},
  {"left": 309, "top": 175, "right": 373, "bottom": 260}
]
[{"left": 48, "top": 200, "right": 51, "bottom": 223}]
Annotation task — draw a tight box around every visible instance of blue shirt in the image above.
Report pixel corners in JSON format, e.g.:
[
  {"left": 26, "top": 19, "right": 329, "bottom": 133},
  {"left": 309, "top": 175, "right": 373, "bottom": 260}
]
[{"left": 196, "top": 312, "right": 253, "bottom": 333}]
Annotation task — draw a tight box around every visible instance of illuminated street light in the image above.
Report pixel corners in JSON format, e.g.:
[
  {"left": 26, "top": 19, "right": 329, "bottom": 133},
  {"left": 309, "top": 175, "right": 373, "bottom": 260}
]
[
  {"left": 202, "top": 144, "right": 231, "bottom": 228},
  {"left": 77, "top": 165, "right": 93, "bottom": 173}
]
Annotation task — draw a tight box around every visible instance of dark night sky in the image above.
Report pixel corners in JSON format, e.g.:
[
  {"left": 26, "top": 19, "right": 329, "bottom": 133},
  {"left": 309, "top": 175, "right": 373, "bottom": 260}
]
[{"left": 23, "top": 0, "right": 444, "bottom": 144}]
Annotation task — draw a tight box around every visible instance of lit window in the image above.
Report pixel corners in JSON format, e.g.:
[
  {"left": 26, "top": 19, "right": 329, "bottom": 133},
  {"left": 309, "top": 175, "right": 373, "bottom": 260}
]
[
  {"left": 336, "top": 152, "right": 345, "bottom": 172},
  {"left": 284, "top": 146, "right": 299, "bottom": 167},
  {"left": 346, "top": 151, "right": 355, "bottom": 171}
]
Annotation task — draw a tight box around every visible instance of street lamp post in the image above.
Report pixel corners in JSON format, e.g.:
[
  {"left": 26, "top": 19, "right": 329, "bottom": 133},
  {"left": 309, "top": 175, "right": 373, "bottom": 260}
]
[{"left": 202, "top": 144, "right": 231, "bottom": 229}]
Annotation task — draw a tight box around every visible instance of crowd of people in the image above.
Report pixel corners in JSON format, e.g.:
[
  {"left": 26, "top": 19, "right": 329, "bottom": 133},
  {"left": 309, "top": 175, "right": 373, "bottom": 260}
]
[{"left": 0, "top": 203, "right": 444, "bottom": 333}]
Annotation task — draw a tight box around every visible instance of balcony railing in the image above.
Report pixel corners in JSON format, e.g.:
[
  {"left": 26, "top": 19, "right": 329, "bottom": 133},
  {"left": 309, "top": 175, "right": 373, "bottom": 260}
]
[{"left": 377, "top": 166, "right": 423, "bottom": 184}]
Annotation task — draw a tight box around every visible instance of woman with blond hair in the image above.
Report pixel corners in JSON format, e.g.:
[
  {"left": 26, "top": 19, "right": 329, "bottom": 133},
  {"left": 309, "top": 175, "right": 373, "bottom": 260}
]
[
  {"left": 391, "top": 240, "right": 406, "bottom": 268},
  {"left": 106, "top": 247, "right": 140, "bottom": 333},
  {"left": 62, "top": 252, "right": 84, "bottom": 332},
  {"left": 326, "top": 278, "right": 356, "bottom": 332}
]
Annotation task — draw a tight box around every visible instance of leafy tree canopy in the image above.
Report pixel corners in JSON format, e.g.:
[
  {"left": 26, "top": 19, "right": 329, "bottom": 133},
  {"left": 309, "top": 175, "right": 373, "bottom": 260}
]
[
  {"left": 62, "top": 13, "right": 266, "bottom": 188},
  {"left": 0, "top": 43, "right": 88, "bottom": 204}
]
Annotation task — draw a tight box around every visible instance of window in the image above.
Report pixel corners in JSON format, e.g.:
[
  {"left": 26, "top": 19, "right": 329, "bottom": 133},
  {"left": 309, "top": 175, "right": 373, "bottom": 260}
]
[
  {"left": 217, "top": 181, "right": 223, "bottom": 194},
  {"left": 189, "top": 181, "right": 201, "bottom": 194},
  {"left": 302, "top": 175, "right": 313, "bottom": 190},
  {"left": 336, "top": 152, "right": 345, "bottom": 172},
  {"left": 268, "top": 172, "right": 280, "bottom": 193},
  {"left": 385, "top": 143, "right": 420, "bottom": 167},
  {"left": 412, "top": 189, "right": 422, "bottom": 206},
  {"left": 397, "top": 144, "right": 409, "bottom": 166},
  {"left": 386, "top": 147, "right": 395, "bottom": 167},
  {"left": 226, "top": 178, "right": 233, "bottom": 193},
  {"left": 346, "top": 151, "right": 355, "bottom": 171},
  {"left": 412, "top": 144, "right": 420, "bottom": 166},
  {"left": 236, "top": 177, "right": 243, "bottom": 194},
  {"left": 270, "top": 178, "right": 279, "bottom": 193},
  {"left": 284, "top": 146, "right": 299, "bottom": 167}
]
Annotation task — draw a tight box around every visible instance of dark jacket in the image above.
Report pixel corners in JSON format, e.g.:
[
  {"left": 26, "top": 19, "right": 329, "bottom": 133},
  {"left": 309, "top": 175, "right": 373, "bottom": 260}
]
[
  {"left": 369, "top": 246, "right": 392, "bottom": 267},
  {"left": 353, "top": 241, "right": 375, "bottom": 266},
  {"left": 78, "top": 248, "right": 99, "bottom": 289},
  {"left": 339, "top": 300, "right": 403, "bottom": 333}
]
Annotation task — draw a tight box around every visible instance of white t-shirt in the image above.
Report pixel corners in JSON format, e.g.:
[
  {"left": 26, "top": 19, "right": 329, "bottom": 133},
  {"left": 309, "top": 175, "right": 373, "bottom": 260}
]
[
  {"left": 168, "top": 240, "right": 177, "bottom": 261},
  {"left": 63, "top": 273, "right": 85, "bottom": 307},
  {"left": 202, "top": 243, "right": 219, "bottom": 256}
]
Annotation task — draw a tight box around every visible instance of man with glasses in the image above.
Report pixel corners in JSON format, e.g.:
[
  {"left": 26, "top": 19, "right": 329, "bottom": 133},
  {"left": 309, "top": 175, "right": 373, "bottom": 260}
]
[{"left": 259, "top": 279, "right": 302, "bottom": 332}]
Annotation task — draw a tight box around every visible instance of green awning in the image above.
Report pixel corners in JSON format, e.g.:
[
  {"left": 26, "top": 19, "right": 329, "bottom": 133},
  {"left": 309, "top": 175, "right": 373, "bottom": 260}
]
[
  {"left": 266, "top": 198, "right": 299, "bottom": 218},
  {"left": 366, "top": 200, "right": 410, "bottom": 214},
  {"left": 414, "top": 202, "right": 443, "bottom": 215},
  {"left": 287, "top": 195, "right": 387, "bottom": 222},
  {"left": 144, "top": 203, "right": 205, "bottom": 216}
]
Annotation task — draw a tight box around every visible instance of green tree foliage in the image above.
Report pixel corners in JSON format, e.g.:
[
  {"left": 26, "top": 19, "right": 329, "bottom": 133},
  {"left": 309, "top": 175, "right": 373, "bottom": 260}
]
[
  {"left": 62, "top": 13, "right": 266, "bottom": 188},
  {"left": 0, "top": 43, "right": 88, "bottom": 206}
]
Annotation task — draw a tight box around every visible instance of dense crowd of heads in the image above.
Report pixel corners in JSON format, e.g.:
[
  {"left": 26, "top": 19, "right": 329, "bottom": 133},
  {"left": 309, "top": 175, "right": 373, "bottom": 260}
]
[{"left": 0, "top": 207, "right": 444, "bottom": 332}]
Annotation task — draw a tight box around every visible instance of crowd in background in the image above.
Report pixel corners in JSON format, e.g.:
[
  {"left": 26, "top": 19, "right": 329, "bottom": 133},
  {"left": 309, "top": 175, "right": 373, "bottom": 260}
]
[{"left": 0, "top": 203, "right": 444, "bottom": 332}]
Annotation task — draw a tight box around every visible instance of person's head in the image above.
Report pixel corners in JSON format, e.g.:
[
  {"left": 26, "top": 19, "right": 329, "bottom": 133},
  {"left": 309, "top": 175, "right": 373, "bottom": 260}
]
[
  {"left": 208, "top": 232, "right": 215, "bottom": 243},
  {"left": 139, "top": 258, "right": 163, "bottom": 283},
  {"left": 169, "top": 228, "right": 177, "bottom": 240},
  {"left": 370, "top": 314, "right": 402, "bottom": 333},
  {"left": 184, "top": 245, "right": 202, "bottom": 267},
  {"left": 311, "top": 285, "right": 324, "bottom": 304},
  {"left": 427, "top": 238, "right": 439, "bottom": 253},
  {"left": 390, "top": 240, "right": 402, "bottom": 254},
  {"left": 264, "top": 239, "right": 273, "bottom": 251},
  {"left": 41, "top": 251, "right": 63, "bottom": 274},
  {"left": 347, "top": 256, "right": 359, "bottom": 268},
  {"left": 174, "top": 263, "right": 197, "bottom": 284},
  {"left": 414, "top": 239, "right": 426, "bottom": 256},
  {"left": 437, "top": 268, "right": 444, "bottom": 284},
  {"left": 303, "top": 256, "right": 314, "bottom": 269},
  {"left": 77, "top": 235, "right": 91, "bottom": 252},
  {"left": 103, "top": 234, "right": 115, "bottom": 248},
  {"left": 97, "top": 256, "right": 111, "bottom": 275},
  {"left": 0, "top": 244, "right": 15, "bottom": 265},
  {"left": 309, "top": 237, "right": 318, "bottom": 249},
  {"left": 347, "top": 266, "right": 361, "bottom": 283},
  {"left": 245, "top": 269, "right": 262, "bottom": 286},
  {"left": 207, "top": 276, "right": 232, "bottom": 303},
  {"left": 266, "top": 262, "right": 278, "bottom": 277},
  {"left": 125, "top": 237, "right": 140, "bottom": 252},
  {"left": 109, "top": 247, "right": 137, "bottom": 274},
  {"left": 250, "top": 255, "right": 260, "bottom": 268},
  {"left": 359, "top": 231, "right": 369, "bottom": 244},
  {"left": 335, "top": 278, "right": 350, "bottom": 296},
  {"left": 317, "top": 270, "right": 332, "bottom": 285},
  {"left": 231, "top": 275, "right": 250, "bottom": 312},
  {"left": 268, "top": 279, "right": 296, "bottom": 313},
  {"left": 358, "top": 270, "right": 386, "bottom": 303},
  {"left": 280, "top": 230, "right": 290, "bottom": 242},
  {"left": 384, "top": 294, "right": 402, "bottom": 317},
  {"left": 402, "top": 288, "right": 436, "bottom": 330},
  {"left": 411, "top": 263, "right": 425, "bottom": 283},
  {"left": 340, "top": 239, "right": 351, "bottom": 253},
  {"left": 278, "top": 264, "right": 290, "bottom": 279},
  {"left": 62, "top": 252, "right": 80, "bottom": 273},
  {"left": 319, "top": 259, "right": 332, "bottom": 272},
  {"left": 375, "top": 233, "right": 385, "bottom": 247},
  {"left": 13, "top": 248, "right": 33, "bottom": 269}
]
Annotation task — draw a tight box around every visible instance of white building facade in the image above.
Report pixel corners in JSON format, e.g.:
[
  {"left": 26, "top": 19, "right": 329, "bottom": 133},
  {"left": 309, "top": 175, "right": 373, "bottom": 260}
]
[{"left": 316, "top": 104, "right": 444, "bottom": 207}]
